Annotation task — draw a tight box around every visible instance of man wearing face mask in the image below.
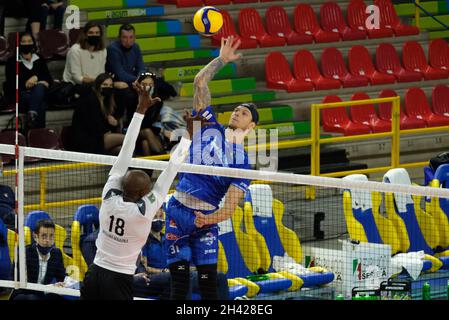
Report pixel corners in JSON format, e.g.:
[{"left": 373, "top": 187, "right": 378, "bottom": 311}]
[
  {"left": 63, "top": 21, "right": 107, "bottom": 95},
  {"left": 10, "top": 219, "right": 66, "bottom": 300},
  {"left": 106, "top": 24, "right": 146, "bottom": 127},
  {"left": 5, "top": 32, "right": 52, "bottom": 129}
]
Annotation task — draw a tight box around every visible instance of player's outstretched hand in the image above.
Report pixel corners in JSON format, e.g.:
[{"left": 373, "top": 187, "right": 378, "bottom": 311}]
[
  {"left": 183, "top": 110, "right": 215, "bottom": 140},
  {"left": 219, "top": 36, "right": 242, "bottom": 64},
  {"left": 134, "top": 82, "right": 161, "bottom": 114}
]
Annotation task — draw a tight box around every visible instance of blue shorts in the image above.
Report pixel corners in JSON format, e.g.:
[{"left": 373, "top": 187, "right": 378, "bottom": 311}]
[{"left": 164, "top": 196, "right": 218, "bottom": 266}]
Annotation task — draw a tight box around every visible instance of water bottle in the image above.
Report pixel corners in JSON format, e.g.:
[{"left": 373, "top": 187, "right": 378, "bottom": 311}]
[{"left": 336, "top": 294, "right": 344, "bottom": 300}]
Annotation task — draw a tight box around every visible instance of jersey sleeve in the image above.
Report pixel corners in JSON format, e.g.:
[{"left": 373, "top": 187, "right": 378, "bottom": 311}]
[
  {"left": 231, "top": 177, "right": 251, "bottom": 193},
  {"left": 192, "top": 106, "right": 221, "bottom": 130}
]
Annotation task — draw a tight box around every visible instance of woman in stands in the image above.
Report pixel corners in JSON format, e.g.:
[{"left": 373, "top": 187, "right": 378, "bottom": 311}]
[
  {"left": 63, "top": 21, "right": 107, "bottom": 95},
  {"left": 5, "top": 32, "right": 52, "bottom": 129},
  {"left": 71, "top": 73, "right": 125, "bottom": 155}
]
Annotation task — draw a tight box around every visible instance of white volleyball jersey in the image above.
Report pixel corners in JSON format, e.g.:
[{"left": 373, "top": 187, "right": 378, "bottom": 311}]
[
  {"left": 93, "top": 112, "right": 191, "bottom": 275},
  {"left": 94, "top": 176, "right": 163, "bottom": 275}
]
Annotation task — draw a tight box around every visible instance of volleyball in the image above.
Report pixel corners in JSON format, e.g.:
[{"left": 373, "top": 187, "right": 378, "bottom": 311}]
[{"left": 193, "top": 6, "right": 223, "bottom": 36}]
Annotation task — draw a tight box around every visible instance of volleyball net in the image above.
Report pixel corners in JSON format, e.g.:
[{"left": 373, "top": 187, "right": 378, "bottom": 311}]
[{"left": 1, "top": 144, "right": 449, "bottom": 300}]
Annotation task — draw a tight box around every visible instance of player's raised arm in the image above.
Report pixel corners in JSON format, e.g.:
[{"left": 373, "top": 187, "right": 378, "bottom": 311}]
[
  {"left": 109, "top": 83, "right": 161, "bottom": 177},
  {"left": 192, "top": 36, "right": 241, "bottom": 113}
]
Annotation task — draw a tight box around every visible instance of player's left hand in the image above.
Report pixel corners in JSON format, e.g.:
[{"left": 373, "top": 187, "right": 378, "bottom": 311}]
[{"left": 134, "top": 82, "right": 161, "bottom": 114}]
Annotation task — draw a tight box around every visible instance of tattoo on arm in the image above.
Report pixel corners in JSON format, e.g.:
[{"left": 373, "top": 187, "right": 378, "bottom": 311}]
[{"left": 193, "top": 57, "right": 226, "bottom": 111}]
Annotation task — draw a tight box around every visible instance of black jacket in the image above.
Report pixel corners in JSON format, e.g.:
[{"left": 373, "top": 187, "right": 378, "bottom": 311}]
[{"left": 4, "top": 54, "right": 53, "bottom": 103}]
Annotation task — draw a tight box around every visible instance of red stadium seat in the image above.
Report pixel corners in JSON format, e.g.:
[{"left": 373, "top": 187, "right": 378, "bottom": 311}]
[
  {"left": 293, "top": 49, "right": 341, "bottom": 90},
  {"left": 265, "top": 52, "right": 314, "bottom": 92},
  {"left": 378, "top": 89, "right": 426, "bottom": 130},
  {"left": 375, "top": 43, "right": 422, "bottom": 82},
  {"left": 347, "top": 0, "right": 394, "bottom": 39},
  {"left": 350, "top": 92, "right": 391, "bottom": 133},
  {"left": 321, "top": 47, "right": 369, "bottom": 88},
  {"left": 265, "top": 6, "right": 313, "bottom": 45},
  {"left": 320, "top": 1, "right": 366, "bottom": 41},
  {"left": 27, "top": 128, "right": 60, "bottom": 150},
  {"left": 0, "top": 131, "right": 27, "bottom": 164},
  {"left": 232, "top": 0, "right": 257, "bottom": 3},
  {"left": 429, "top": 39, "right": 449, "bottom": 74},
  {"left": 238, "top": 8, "right": 285, "bottom": 47},
  {"left": 293, "top": 4, "right": 340, "bottom": 43},
  {"left": 348, "top": 45, "right": 396, "bottom": 85},
  {"left": 405, "top": 87, "right": 449, "bottom": 127},
  {"left": 38, "top": 29, "right": 69, "bottom": 59},
  {"left": 402, "top": 41, "right": 448, "bottom": 80},
  {"left": 204, "top": 0, "right": 230, "bottom": 4},
  {"left": 321, "top": 95, "right": 371, "bottom": 135},
  {"left": 375, "top": 0, "right": 419, "bottom": 36},
  {"left": 211, "top": 10, "right": 258, "bottom": 49},
  {"left": 432, "top": 84, "right": 449, "bottom": 117},
  {"left": 175, "top": 0, "right": 203, "bottom": 7}
]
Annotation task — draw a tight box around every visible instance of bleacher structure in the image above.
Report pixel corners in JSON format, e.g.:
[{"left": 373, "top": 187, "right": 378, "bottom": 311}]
[{"left": 1, "top": 0, "right": 449, "bottom": 301}]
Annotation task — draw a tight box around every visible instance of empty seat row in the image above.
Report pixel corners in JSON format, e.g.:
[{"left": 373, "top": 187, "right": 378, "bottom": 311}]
[
  {"left": 265, "top": 39, "right": 449, "bottom": 93},
  {"left": 321, "top": 85, "right": 449, "bottom": 136},
  {"left": 212, "top": 0, "right": 418, "bottom": 48},
  {"left": 159, "top": 0, "right": 282, "bottom": 8},
  {"left": 0, "top": 128, "right": 61, "bottom": 164}
]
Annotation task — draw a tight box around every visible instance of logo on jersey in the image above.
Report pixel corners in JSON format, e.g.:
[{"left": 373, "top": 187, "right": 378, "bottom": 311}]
[
  {"left": 200, "top": 232, "right": 216, "bottom": 246},
  {"left": 147, "top": 193, "right": 156, "bottom": 203},
  {"left": 166, "top": 233, "right": 179, "bottom": 241},
  {"left": 169, "top": 219, "right": 177, "bottom": 228}
]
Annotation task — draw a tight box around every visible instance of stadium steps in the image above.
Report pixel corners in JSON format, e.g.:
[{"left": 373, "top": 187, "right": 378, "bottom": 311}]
[
  {"left": 163, "top": 63, "right": 237, "bottom": 81},
  {"left": 217, "top": 105, "right": 293, "bottom": 124},
  {"left": 106, "top": 20, "right": 183, "bottom": 38},
  {"left": 179, "top": 77, "right": 256, "bottom": 97}
]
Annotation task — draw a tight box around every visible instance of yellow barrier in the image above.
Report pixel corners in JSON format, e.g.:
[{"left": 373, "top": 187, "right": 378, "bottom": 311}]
[{"left": 8, "top": 94, "right": 449, "bottom": 210}]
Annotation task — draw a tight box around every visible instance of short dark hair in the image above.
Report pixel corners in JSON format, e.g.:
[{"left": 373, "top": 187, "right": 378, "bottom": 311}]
[
  {"left": 19, "top": 32, "right": 37, "bottom": 51},
  {"left": 119, "top": 24, "right": 135, "bottom": 37},
  {"left": 34, "top": 219, "right": 55, "bottom": 234}
]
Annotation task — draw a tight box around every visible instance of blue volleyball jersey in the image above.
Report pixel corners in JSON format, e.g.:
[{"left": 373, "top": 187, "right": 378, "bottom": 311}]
[{"left": 175, "top": 106, "right": 252, "bottom": 208}]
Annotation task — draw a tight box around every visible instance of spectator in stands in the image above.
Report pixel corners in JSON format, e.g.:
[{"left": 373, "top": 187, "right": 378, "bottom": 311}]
[
  {"left": 10, "top": 219, "right": 66, "bottom": 300},
  {"left": 40, "top": 0, "right": 65, "bottom": 32},
  {"left": 106, "top": 24, "right": 145, "bottom": 127},
  {"left": 63, "top": 21, "right": 107, "bottom": 95},
  {"left": 70, "top": 73, "right": 124, "bottom": 155},
  {"left": 25, "top": 0, "right": 65, "bottom": 40},
  {"left": 5, "top": 32, "right": 52, "bottom": 129}
]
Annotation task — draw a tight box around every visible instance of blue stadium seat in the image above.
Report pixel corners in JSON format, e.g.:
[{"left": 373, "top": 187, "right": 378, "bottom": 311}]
[
  {"left": 218, "top": 207, "right": 293, "bottom": 295},
  {"left": 243, "top": 184, "right": 334, "bottom": 288}
]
